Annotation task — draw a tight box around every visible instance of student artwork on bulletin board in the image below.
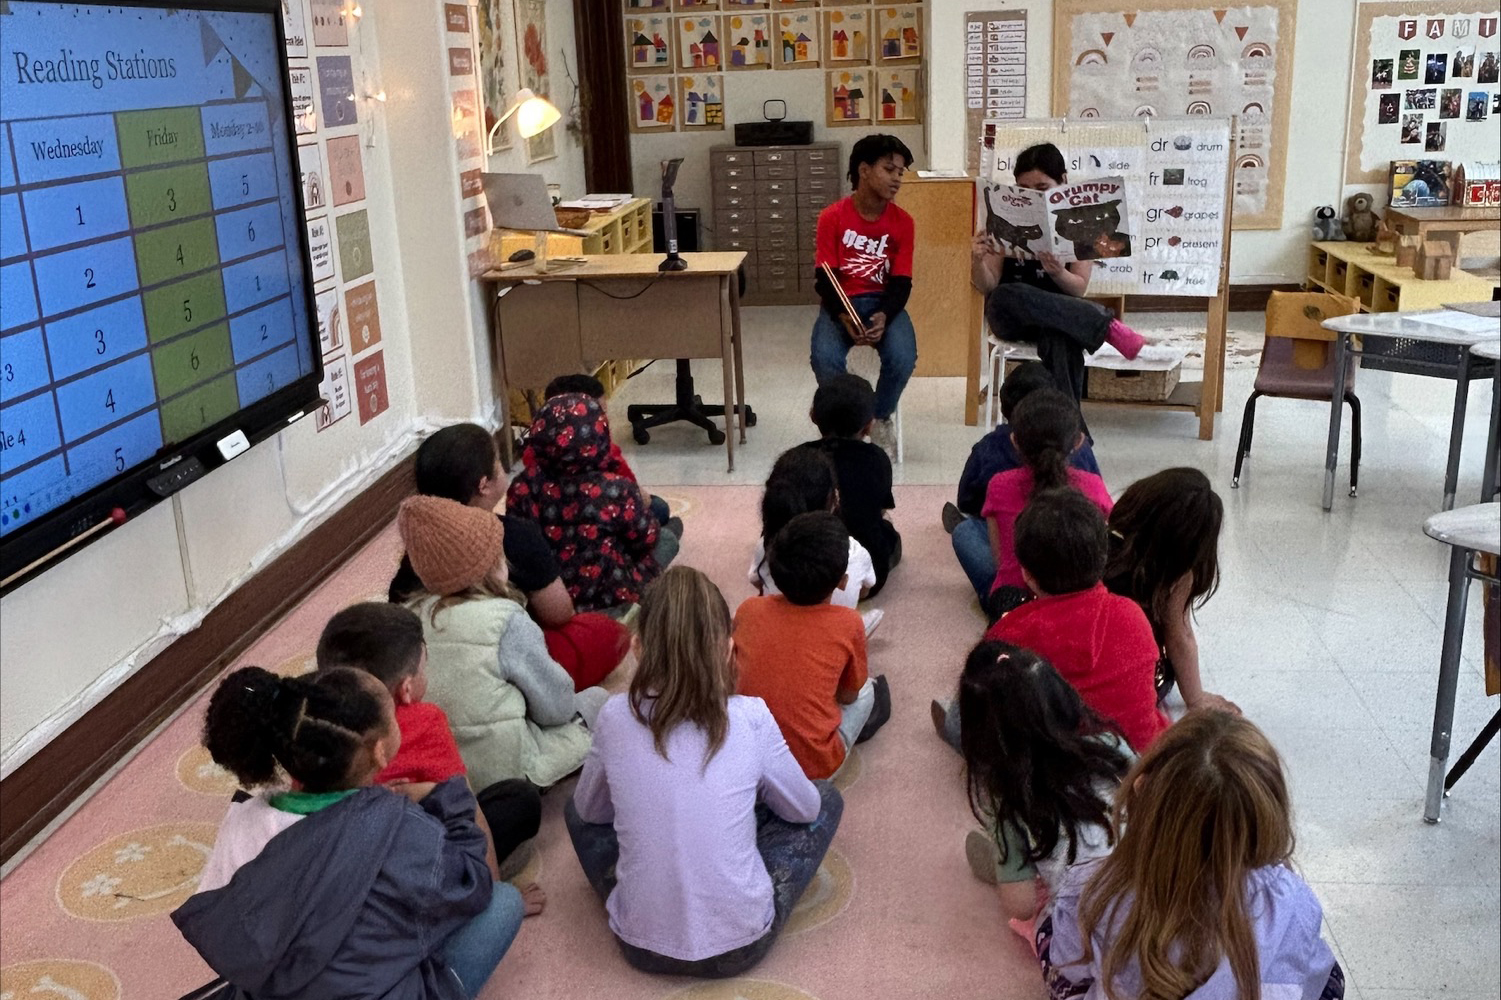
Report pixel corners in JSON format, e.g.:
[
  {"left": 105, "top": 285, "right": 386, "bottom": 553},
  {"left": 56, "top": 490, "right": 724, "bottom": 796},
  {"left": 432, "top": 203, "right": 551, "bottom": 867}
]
[
  {"left": 1345, "top": 3, "right": 1500, "bottom": 186},
  {"left": 679, "top": 14, "right": 723, "bottom": 69},
  {"left": 628, "top": 0, "right": 667, "bottom": 8},
  {"left": 675, "top": 0, "right": 717, "bottom": 10},
  {"left": 775, "top": 11, "right": 819, "bottom": 68},
  {"left": 724, "top": 0, "right": 770, "bottom": 9},
  {"left": 477, "top": 0, "right": 511, "bottom": 150},
  {"left": 630, "top": 75, "right": 678, "bottom": 131},
  {"left": 679, "top": 74, "right": 726, "bottom": 128},
  {"left": 875, "top": 5, "right": 922, "bottom": 64},
  {"left": 628, "top": 13, "right": 674, "bottom": 72},
  {"left": 725, "top": 12, "right": 772, "bottom": 69},
  {"left": 825, "top": 6, "right": 871, "bottom": 65},
  {"left": 515, "top": 0, "right": 556, "bottom": 163},
  {"left": 827, "top": 67, "right": 873, "bottom": 125},
  {"left": 876, "top": 68, "right": 920, "bottom": 122}
]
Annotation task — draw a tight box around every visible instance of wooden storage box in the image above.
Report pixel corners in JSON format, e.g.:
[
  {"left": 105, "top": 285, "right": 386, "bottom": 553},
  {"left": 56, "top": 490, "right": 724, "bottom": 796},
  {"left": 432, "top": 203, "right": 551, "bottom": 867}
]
[{"left": 1086, "top": 363, "right": 1182, "bottom": 402}]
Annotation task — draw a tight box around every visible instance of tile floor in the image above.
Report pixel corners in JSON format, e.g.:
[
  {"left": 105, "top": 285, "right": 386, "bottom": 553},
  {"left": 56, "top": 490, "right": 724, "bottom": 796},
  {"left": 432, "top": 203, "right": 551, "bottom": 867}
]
[{"left": 603, "top": 305, "right": 1501, "bottom": 998}]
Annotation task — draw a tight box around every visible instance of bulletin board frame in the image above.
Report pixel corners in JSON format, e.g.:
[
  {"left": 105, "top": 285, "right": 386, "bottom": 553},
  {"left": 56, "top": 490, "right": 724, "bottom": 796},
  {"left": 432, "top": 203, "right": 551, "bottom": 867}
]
[{"left": 1051, "top": 0, "right": 1296, "bottom": 230}]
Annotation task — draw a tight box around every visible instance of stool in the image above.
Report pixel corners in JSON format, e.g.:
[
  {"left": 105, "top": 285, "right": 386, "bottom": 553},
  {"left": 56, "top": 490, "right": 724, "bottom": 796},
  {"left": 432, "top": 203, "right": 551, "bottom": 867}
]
[
  {"left": 983, "top": 334, "right": 1040, "bottom": 430},
  {"left": 1419, "top": 501, "right": 1500, "bottom": 823}
]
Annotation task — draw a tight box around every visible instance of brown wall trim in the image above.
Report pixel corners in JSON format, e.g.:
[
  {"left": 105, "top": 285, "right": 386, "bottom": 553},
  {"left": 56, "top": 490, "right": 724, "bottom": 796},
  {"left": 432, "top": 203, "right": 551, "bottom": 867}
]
[
  {"left": 0, "top": 453, "right": 417, "bottom": 864},
  {"left": 1125, "top": 282, "right": 1303, "bottom": 314}
]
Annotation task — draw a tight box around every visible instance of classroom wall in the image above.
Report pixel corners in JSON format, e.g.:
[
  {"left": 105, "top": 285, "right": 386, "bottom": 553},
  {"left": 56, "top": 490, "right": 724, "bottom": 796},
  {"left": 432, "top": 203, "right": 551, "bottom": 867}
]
[
  {"left": 0, "top": 0, "right": 589, "bottom": 772},
  {"left": 927, "top": 0, "right": 1356, "bottom": 285}
]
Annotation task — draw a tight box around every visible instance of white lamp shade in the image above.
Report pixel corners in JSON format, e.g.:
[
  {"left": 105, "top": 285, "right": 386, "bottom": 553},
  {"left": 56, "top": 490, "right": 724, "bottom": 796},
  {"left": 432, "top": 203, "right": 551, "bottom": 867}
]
[{"left": 510, "top": 88, "right": 561, "bottom": 139}]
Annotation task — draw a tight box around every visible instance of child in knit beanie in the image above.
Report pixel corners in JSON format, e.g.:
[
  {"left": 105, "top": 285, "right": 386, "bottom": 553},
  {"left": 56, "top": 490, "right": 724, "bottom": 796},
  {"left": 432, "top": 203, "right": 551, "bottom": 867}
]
[{"left": 396, "top": 496, "right": 610, "bottom": 789}]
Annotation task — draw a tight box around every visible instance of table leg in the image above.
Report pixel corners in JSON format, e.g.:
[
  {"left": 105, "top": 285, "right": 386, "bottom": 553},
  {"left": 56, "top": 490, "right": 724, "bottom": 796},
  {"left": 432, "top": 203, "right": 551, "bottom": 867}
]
[
  {"left": 730, "top": 273, "right": 747, "bottom": 446},
  {"left": 1444, "top": 351, "right": 1472, "bottom": 511},
  {"left": 1322, "top": 332, "right": 1351, "bottom": 511},
  {"left": 1424, "top": 545, "right": 1472, "bottom": 823},
  {"left": 1484, "top": 365, "right": 1500, "bottom": 503},
  {"left": 720, "top": 277, "right": 736, "bottom": 474}
]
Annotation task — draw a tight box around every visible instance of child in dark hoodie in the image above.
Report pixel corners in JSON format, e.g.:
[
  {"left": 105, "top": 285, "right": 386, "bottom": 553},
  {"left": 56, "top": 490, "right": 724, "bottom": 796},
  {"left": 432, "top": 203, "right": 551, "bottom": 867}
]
[
  {"left": 506, "top": 393, "right": 680, "bottom": 611},
  {"left": 173, "top": 665, "right": 526, "bottom": 1000}
]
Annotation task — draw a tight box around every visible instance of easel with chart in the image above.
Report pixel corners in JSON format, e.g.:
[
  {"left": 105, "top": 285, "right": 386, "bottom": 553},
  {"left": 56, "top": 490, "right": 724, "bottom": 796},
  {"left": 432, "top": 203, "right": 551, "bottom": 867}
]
[{"left": 975, "top": 117, "right": 1236, "bottom": 440}]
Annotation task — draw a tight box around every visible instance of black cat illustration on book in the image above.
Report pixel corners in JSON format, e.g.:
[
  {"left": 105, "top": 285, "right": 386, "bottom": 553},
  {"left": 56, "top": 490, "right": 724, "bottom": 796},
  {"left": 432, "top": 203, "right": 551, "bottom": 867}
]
[
  {"left": 985, "top": 197, "right": 1043, "bottom": 251},
  {"left": 1053, "top": 199, "right": 1132, "bottom": 260}
]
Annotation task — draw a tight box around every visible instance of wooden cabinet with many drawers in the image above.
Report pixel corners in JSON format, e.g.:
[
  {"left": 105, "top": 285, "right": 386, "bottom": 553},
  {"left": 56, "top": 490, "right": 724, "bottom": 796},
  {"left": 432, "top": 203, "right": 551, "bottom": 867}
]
[{"left": 709, "top": 142, "right": 842, "bottom": 305}]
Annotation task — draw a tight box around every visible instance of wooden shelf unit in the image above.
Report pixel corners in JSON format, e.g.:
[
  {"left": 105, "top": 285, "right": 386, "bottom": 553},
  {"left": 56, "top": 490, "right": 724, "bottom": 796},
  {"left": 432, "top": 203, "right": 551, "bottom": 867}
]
[
  {"left": 495, "top": 197, "right": 654, "bottom": 259},
  {"left": 1307, "top": 241, "right": 1495, "bottom": 313}
]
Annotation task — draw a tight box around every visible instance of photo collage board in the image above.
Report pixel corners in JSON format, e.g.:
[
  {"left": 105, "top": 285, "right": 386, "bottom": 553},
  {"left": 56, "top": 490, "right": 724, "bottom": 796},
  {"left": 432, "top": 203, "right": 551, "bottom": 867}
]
[
  {"left": 1344, "top": 3, "right": 1500, "bottom": 186},
  {"left": 623, "top": 1, "right": 925, "bottom": 133}
]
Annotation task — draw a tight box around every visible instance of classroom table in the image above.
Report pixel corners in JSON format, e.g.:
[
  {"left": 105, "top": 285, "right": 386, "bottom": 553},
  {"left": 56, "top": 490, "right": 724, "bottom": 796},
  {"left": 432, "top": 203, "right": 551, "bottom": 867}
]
[
  {"left": 1319, "top": 310, "right": 1500, "bottom": 512},
  {"left": 1383, "top": 204, "right": 1501, "bottom": 259},
  {"left": 477, "top": 252, "right": 749, "bottom": 472}
]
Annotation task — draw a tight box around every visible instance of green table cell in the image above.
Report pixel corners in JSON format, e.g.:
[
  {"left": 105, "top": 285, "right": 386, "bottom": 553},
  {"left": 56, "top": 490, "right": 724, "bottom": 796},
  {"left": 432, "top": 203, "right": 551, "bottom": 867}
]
[
  {"left": 116, "top": 107, "right": 205, "bottom": 168},
  {"left": 160, "top": 372, "right": 238, "bottom": 443},
  {"left": 134, "top": 217, "right": 220, "bottom": 286},
  {"left": 143, "top": 271, "right": 226, "bottom": 344},
  {"left": 125, "top": 162, "right": 213, "bottom": 228},
  {"left": 152, "top": 322, "right": 232, "bottom": 399}
]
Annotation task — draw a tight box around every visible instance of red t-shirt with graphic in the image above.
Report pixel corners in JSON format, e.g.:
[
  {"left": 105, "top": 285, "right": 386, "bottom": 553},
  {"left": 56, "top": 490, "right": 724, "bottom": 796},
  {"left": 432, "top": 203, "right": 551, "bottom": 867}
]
[{"left": 815, "top": 196, "right": 915, "bottom": 299}]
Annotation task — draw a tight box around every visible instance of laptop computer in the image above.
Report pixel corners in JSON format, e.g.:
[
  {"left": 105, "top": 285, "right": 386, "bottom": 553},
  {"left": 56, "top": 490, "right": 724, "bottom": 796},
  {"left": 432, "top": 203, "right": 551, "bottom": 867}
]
[{"left": 482, "top": 172, "right": 591, "bottom": 235}]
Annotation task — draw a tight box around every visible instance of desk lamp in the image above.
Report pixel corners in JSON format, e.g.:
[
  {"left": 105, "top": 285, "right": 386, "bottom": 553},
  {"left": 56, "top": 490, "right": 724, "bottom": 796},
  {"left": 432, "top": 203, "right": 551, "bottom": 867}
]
[{"left": 486, "top": 88, "right": 561, "bottom": 156}]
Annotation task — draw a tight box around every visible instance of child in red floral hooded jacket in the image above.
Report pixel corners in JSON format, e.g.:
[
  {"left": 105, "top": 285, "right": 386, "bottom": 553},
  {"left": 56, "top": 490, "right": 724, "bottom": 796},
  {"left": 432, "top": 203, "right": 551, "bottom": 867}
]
[{"left": 507, "top": 393, "right": 681, "bottom": 612}]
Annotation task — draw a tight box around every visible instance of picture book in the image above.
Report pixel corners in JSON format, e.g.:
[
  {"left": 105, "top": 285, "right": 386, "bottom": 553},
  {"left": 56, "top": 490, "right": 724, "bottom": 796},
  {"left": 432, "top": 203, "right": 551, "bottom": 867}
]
[{"left": 982, "top": 177, "right": 1133, "bottom": 262}]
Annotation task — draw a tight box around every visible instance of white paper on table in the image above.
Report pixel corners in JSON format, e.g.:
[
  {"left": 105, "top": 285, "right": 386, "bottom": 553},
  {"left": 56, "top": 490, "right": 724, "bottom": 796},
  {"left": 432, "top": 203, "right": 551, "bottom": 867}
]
[{"left": 1420, "top": 310, "right": 1501, "bottom": 335}]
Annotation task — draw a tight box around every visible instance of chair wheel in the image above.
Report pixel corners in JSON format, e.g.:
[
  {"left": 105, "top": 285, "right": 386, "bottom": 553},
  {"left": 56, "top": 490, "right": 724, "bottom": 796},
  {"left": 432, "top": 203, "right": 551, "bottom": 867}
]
[
  {"left": 1349, "top": 488, "right": 1358, "bottom": 497},
  {"left": 633, "top": 426, "right": 650, "bottom": 445},
  {"left": 745, "top": 411, "right": 758, "bottom": 427},
  {"left": 707, "top": 428, "right": 726, "bottom": 446},
  {"left": 1231, "top": 478, "right": 1240, "bottom": 489}
]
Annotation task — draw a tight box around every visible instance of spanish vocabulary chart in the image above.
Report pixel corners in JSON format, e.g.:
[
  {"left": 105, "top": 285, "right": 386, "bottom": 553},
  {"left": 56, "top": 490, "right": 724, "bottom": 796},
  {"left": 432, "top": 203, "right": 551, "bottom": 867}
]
[{"left": 1, "top": 3, "right": 316, "bottom": 537}]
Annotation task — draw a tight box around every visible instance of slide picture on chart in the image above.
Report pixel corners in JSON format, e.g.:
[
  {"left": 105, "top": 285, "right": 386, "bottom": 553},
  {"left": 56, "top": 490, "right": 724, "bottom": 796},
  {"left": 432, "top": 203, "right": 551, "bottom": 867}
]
[{"left": 0, "top": 2, "right": 320, "bottom": 577}]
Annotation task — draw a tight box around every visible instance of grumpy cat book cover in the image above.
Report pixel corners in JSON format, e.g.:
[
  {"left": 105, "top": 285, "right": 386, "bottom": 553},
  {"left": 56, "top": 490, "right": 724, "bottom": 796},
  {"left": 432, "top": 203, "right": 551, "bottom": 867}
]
[{"left": 1053, "top": 199, "right": 1132, "bottom": 260}]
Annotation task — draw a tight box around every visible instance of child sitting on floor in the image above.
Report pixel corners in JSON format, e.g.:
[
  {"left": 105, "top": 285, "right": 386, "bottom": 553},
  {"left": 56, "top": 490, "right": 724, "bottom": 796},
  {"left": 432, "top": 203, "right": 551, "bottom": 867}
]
[
  {"left": 982, "top": 388, "right": 1112, "bottom": 620},
  {"left": 388, "top": 423, "right": 629, "bottom": 691},
  {"left": 956, "top": 640, "right": 1132, "bottom": 952},
  {"left": 749, "top": 446, "right": 883, "bottom": 637},
  {"left": 397, "top": 495, "right": 607, "bottom": 790},
  {"left": 316, "top": 601, "right": 544, "bottom": 883},
  {"left": 946, "top": 362, "right": 1102, "bottom": 602},
  {"left": 1040, "top": 711, "right": 1346, "bottom": 1000},
  {"left": 565, "top": 566, "right": 844, "bottom": 978},
  {"left": 735, "top": 512, "right": 891, "bottom": 779},
  {"left": 796, "top": 373, "right": 901, "bottom": 598},
  {"left": 543, "top": 373, "right": 672, "bottom": 527},
  {"left": 1105, "top": 467, "right": 1238, "bottom": 713},
  {"left": 176, "top": 666, "right": 524, "bottom": 1000},
  {"left": 506, "top": 394, "right": 679, "bottom": 612}
]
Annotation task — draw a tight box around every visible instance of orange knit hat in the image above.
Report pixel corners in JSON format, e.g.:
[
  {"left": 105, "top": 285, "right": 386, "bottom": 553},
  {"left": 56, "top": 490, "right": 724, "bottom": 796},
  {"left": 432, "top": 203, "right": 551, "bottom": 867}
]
[{"left": 397, "top": 495, "right": 505, "bottom": 596}]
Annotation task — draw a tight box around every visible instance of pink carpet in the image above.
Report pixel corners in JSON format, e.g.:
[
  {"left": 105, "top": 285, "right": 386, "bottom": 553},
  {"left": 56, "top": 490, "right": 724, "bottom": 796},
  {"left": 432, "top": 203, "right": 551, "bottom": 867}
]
[{"left": 0, "top": 486, "right": 1047, "bottom": 1000}]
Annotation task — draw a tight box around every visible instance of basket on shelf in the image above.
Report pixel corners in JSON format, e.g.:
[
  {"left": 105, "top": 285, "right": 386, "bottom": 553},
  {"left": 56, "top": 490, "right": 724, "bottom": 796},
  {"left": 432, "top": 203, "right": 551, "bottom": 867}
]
[{"left": 553, "top": 207, "right": 592, "bottom": 229}]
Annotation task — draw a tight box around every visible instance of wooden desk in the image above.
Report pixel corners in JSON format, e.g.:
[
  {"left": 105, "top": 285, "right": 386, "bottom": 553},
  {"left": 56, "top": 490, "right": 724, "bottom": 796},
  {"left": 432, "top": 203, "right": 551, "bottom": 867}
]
[
  {"left": 478, "top": 252, "right": 749, "bottom": 472},
  {"left": 1385, "top": 205, "right": 1501, "bottom": 257}
]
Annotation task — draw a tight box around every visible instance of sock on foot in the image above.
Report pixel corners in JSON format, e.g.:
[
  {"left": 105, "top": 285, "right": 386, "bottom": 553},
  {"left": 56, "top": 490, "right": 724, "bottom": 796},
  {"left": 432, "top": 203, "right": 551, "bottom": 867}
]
[{"left": 1105, "top": 318, "right": 1145, "bottom": 360}]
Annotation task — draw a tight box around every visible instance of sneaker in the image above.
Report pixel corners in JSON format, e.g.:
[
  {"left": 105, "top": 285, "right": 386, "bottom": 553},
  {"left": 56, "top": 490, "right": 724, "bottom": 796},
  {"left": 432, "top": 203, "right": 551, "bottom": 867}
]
[
  {"left": 941, "top": 501, "right": 964, "bottom": 535},
  {"left": 964, "top": 828, "right": 1000, "bottom": 886},
  {"left": 855, "top": 674, "right": 891, "bottom": 743},
  {"left": 663, "top": 516, "right": 684, "bottom": 539},
  {"left": 869, "top": 417, "right": 898, "bottom": 462},
  {"left": 1104, "top": 318, "right": 1145, "bottom": 360},
  {"left": 861, "top": 608, "right": 884, "bottom": 638},
  {"left": 930, "top": 699, "right": 948, "bottom": 742}
]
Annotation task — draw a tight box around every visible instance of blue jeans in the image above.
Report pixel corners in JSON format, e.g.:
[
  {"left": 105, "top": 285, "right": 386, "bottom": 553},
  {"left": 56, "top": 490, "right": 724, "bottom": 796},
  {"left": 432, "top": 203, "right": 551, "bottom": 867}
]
[
  {"left": 648, "top": 494, "right": 670, "bottom": 525},
  {"left": 442, "top": 881, "right": 525, "bottom": 998},
  {"left": 952, "top": 515, "right": 996, "bottom": 601},
  {"left": 810, "top": 294, "right": 917, "bottom": 420}
]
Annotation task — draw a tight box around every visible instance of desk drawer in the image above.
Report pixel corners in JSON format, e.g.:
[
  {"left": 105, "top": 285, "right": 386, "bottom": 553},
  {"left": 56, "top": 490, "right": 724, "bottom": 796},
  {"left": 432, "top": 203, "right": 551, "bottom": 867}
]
[
  {"left": 714, "top": 219, "right": 757, "bottom": 244},
  {"left": 715, "top": 190, "right": 756, "bottom": 211},
  {"left": 753, "top": 148, "right": 796, "bottom": 165},
  {"left": 715, "top": 177, "right": 757, "bottom": 199},
  {"left": 803, "top": 161, "right": 841, "bottom": 180},
  {"left": 712, "top": 148, "right": 753, "bottom": 167},
  {"left": 799, "top": 190, "right": 838, "bottom": 211},
  {"left": 759, "top": 206, "right": 796, "bottom": 224},
  {"left": 755, "top": 178, "right": 797, "bottom": 197},
  {"left": 756, "top": 221, "right": 796, "bottom": 242},
  {"left": 715, "top": 208, "right": 757, "bottom": 228},
  {"left": 759, "top": 192, "right": 796, "bottom": 211},
  {"left": 797, "top": 147, "right": 838, "bottom": 167},
  {"left": 717, "top": 235, "right": 758, "bottom": 254},
  {"left": 758, "top": 249, "right": 801, "bottom": 271},
  {"left": 801, "top": 176, "right": 841, "bottom": 200},
  {"left": 755, "top": 266, "right": 799, "bottom": 296},
  {"left": 755, "top": 162, "right": 798, "bottom": 180}
]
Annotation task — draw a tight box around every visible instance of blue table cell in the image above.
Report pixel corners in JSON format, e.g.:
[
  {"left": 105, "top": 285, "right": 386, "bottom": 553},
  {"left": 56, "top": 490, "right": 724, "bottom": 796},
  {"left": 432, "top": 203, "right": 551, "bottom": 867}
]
[
  {"left": 54, "top": 353, "right": 155, "bottom": 441},
  {"left": 0, "top": 454, "right": 67, "bottom": 537},
  {"left": 0, "top": 260, "right": 39, "bottom": 332},
  {"left": 1, "top": 327, "right": 51, "bottom": 405},
  {"left": 201, "top": 101, "right": 273, "bottom": 157},
  {"left": 0, "top": 129, "right": 15, "bottom": 190},
  {"left": 221, "top": 250, "right": 290, "bottom": 315},
  {"left": 0, "top": 392, "right": 62, "bottom": 474},
  {"left": 230, "top": 296, "right": 295, "bottom": 363},
  {"left": 216, "top": 202, "right": 284, "bottom": 264},
  {"left": 1, "top": 192, "right": 26, "bottom": 262},
  {"left": 208, "top": 152, "right": 278, "bottom": 211},
  {"left": 236, "top": 343, "right": 301, "bottom": 404},
  {"left": 9, "top": 115, "right": 124, "bottom": 185},
  {"left": 45, "top": 296, "right": 149, "bottom": 381},
  {"left": 32, "top": 236, "right": 140, "bottom": 318},
  {"left": 21, "top": 176, "right": 131, "bottom": 253},
  {"left": 66, "top": 408, "right": 163, "bottom": 495}
]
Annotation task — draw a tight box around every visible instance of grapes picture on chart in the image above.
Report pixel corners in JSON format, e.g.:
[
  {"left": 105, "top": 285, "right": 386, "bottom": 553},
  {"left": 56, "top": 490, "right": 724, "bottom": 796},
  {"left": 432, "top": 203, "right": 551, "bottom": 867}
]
[{"left": 0, "top": 4, "right": 316, "bottom": 537}]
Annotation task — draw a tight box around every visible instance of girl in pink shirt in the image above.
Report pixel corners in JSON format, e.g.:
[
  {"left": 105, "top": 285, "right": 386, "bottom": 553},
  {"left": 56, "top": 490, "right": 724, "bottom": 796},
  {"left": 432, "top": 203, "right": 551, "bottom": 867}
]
[{"left": 982, "top": 388, "right": 1112, "bottom": 620}]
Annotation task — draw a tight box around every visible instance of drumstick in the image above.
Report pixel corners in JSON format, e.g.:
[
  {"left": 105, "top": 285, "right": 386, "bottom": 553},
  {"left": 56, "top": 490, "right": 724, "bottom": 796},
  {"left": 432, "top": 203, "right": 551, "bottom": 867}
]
[{"left": 818, "top": 262, "right": 867, "bottom": 337}]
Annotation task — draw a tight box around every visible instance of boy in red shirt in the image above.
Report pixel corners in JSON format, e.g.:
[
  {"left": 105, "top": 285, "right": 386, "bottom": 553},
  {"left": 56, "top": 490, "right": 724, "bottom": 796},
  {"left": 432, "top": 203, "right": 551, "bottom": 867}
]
[
  {"left": 735, "top": 512, "right": 891, "bottom": 779},
  {"left": 812, "top": 133, "right": 917, "bottom": 459},
  {"left": 316, "top": 602, "right": 544, "bottom": 884}
]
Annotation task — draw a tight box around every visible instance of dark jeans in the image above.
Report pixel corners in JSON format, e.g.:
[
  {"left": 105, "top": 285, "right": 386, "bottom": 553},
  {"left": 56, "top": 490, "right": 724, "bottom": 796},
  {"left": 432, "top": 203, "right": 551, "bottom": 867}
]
[
  {"left": 985, "top": 283, "right": 1112, "bottom": 404},
  {"left": 475, "top": 779, "right": 542, "bottom": 866},
  {"left": 648, "top": 494, "right": 670, "bottom": 525},
  {"left": 564, "top": 782, "right": 844, "bottom": 978},
  {"left": 810, "top": 294, "right": 918, "bottom": 420}
]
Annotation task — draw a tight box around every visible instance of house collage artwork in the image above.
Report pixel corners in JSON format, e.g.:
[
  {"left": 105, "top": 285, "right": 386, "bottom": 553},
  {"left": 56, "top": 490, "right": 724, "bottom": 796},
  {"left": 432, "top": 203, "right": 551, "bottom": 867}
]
[{"left": 625, "top": 1, "right": 924, "bottom": 133}]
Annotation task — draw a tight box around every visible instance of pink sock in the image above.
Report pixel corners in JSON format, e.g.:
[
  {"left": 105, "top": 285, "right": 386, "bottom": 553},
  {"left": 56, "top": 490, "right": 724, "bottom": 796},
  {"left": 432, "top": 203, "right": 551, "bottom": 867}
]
[{"left": 1105, "top": 318, "right": 1145, "bottom": 360}]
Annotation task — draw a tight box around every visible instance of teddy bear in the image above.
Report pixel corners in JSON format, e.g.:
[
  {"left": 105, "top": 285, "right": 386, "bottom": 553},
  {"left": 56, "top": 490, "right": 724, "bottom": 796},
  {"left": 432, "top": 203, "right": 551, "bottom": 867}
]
[
  {"left": 1312, "top": 205, "right": 1344, "bottom": 241},
  {"left": 1342, "top": 193, "right": 1378, "bottom": 243}
]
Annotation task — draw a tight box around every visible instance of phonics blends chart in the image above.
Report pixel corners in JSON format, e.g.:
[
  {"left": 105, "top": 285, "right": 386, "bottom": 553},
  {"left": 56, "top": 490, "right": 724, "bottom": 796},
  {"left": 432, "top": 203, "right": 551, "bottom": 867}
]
[{"left": 0, "top": 3, "right": 316, "bottom": 537}]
